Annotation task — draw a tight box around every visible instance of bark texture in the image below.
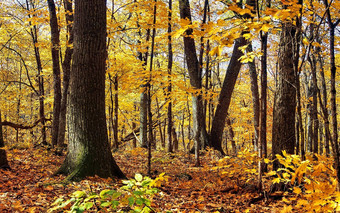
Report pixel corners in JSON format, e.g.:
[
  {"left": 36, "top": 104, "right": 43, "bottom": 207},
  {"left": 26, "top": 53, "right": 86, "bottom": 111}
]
[
  {"left": 209, "top": 37, "right": 246, "bottom": 154},
  {"left": 56, "top": 0, "right": 125, "bottom": 181},
  {"left": 272, "top": 21, "right": 297, "bottom": 169}
]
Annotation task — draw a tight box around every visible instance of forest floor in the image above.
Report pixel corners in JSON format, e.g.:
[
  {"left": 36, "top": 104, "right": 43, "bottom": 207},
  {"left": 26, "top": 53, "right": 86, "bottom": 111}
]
[{"left": 0, "top": 147, "right": 291, "bottom": 212}]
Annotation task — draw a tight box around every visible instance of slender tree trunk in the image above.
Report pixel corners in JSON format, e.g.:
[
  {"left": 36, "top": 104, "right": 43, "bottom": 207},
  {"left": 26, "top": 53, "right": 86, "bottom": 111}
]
[
  {"left": 47, "top": 0, "right": 62, "bottom": 149},
  {"left": 209, "top": 37, "right": 246, "bottom": 154},
  {"left": 167, "top": 0, "right": 173, "bottom": 153},
  {"left": 58, "top": 0, "right": 73, "bottom": 147},
  {"left": 181, "top": 114, "right": 186, "bottom": 152},
  {"left": 0, "top": 111, "right": 4, "bottom": 148},
  {"left": 323, "top": 0, "right": 340, "bottom": 189},
  {"left": 156, "top": 98, "right": 165, "bottom": 148},
  {"left": 147, "top": 0, "right": 157, "bottom": 175},
  {"left": 132, "top": 122, "right": 137, "bottom": 148},
  {"left": 26, "top": 0, "right": 47, "bottom": 145},
  {"left": 179, "top": 0, "right": 207, "bottom": 165},
  {"left": 259, "top": 16, "right": 269, "bottom": 180},
  {"left": 138, "top": 27, "right": 150, "bottom": 148},
  {"left": 16, "top": 65, "right": 22, "bottom": 144},
  {"left": 247, "top": 44, "right": 259, "bottom": 152},
  {"left": 318, "top": 53, "right": 331, "bottom": 156},
  {"left": 172, "top": 127, "right": 179, "bottom": 151},
  {"left": 113, "top": 75, "right": 119, "bottom": 149}
]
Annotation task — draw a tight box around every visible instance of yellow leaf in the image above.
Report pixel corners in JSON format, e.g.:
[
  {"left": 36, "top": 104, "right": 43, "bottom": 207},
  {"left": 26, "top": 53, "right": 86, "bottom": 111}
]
[
  {"left": 303, "top": 37, "right": 309, "bottom": 45},
  {"left": 297, "top": 199, "right": 309, "bottom": 207},
  {"left": 243, "top": 33, "right": 252, "bottom": 40},
  {"left": 273, "top": 177, "right": 281, "bottom": 184},
  {"left": 210, "top": 46, "right": 222, "bottom": 56},
  {"left": 173, "top": 27, "right": 188, "bottom": 39},
  {"left": 266, "top": 170, "right": 277, "bottom": 176},
  {"left": 282, "top": 197, "right": 290, "bottom": 204},
  {"left": 261, "top": 23, "right": 272, "bottom": 32},
  {"left": 291, "top": 160, "right": 309, "bottom": 185},
  {"left": 264, "top": 158, "right": 271, "bottom": 164},
  {"left": 281, "top": 204, "right": 293, "bottom": 213}
]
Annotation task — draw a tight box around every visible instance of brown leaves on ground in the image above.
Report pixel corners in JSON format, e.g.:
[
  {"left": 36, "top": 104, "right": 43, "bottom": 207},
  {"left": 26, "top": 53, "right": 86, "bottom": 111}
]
[{"left": 0, "top": 147, "right": 288, "bottom": 212}]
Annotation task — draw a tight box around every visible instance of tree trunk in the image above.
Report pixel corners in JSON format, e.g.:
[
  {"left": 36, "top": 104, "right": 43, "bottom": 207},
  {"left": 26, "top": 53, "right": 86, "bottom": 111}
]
[
  {"left": 0, "top": 111, "right": 4, "bottom": 148},
  {"left": 58, "top": 0, "right": 73, "bottom": 147},
  {"left": 247, "top": 44, "right": 260, "bottom": 152},
  {"left": 323, "top": 0, "right": 340, "bottom": 190},
  {"left": 259, "top": 22, "right": 269, "bottom": 175},
  {"left": 56, "top": 0, "right": 125, "bottom": 181},
  {"left": 167, "top": 0, "right": 173, "bottom": 153},
  {"left": 26, "top": 0, "right": 47, "bottom": 146},
  {"left": 0, "top": 149, "right": 9, "bottom": 170},
  {"left": 226, "top": 115, "right": 236, "bottom": 155},
  {"left": 306, "top": 55, "right": 319, "bottom": 154},
  {"left": 47, "top": 0, "right": 62, "bottom": 149},
  {"left": 272, "top": 20, "right": 297, "bottom": 169},
  {"left": 209, "top": 37, "right": 246, "bottom": 154},
  {"left": 179, "top": 0, "right": 208, "bottom": 160},
  {"left": 318, "top": 52, "right": 331, "bottom": 156},
  {"left": 138, "top": 27, "right": 150, "bottom": 148},
  {"left": 0, "top": 105, "right": 8, "bottom": 169}
]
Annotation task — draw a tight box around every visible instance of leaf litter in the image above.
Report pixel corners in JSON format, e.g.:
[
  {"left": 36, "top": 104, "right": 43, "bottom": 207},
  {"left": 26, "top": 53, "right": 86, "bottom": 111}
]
[{"left": 0, "top": 147, "right": 293, "bottom": 212}]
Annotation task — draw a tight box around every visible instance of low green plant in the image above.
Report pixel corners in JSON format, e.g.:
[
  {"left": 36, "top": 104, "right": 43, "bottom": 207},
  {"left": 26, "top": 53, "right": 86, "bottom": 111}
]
[{"left": 49, "top": 173, "right": 168, "bottom": 213}]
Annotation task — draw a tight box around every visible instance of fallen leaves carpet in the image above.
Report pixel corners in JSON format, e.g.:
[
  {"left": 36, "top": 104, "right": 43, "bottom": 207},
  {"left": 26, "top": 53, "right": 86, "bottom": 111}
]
[{"left": 0, "top": 147, "right": 285, "bottom": 212}]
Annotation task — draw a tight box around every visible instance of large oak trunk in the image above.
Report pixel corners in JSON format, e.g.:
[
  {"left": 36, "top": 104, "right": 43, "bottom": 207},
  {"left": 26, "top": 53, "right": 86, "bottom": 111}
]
[
  {"left": 56, "top": 0, "right": 125, "bottom": 181},
  {"left": 272, "top": 21, "right": 297, "bottom": 169}
]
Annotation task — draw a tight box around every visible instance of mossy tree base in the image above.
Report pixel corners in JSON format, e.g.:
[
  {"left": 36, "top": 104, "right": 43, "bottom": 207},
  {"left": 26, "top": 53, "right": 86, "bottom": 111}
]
[{"left": 56, "top": 151, "right": 125, "bottom": 181}]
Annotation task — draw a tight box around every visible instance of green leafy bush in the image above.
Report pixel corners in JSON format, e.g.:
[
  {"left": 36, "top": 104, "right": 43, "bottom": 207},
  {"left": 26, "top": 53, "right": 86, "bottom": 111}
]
[{"left": 49, "top": 173, "right": 168, "bottom": 213}]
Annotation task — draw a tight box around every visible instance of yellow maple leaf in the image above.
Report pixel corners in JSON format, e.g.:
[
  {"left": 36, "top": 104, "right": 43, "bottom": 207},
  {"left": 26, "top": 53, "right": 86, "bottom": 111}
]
[{"left": 261, "top": 23, "right": 272, "bottom": 32}]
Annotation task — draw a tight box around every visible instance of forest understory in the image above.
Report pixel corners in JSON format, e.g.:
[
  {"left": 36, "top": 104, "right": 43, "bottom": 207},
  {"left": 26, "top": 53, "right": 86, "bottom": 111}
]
[{"left": 0, "top": 146, "right": 316, "bottom": 213}]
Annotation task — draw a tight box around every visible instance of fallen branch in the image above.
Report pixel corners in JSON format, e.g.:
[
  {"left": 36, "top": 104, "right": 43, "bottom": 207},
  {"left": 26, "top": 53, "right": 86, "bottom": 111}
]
[{"left": 1, "top": 117, "right": 51, "bottom": 130}]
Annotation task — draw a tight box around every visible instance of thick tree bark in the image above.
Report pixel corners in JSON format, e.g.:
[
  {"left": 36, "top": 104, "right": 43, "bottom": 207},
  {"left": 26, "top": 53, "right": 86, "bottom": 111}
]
[
  {"left": 272, "top": 20, "right": 297, "bottom": 169},
  {"left": 57, "top": 0, "right": 74, "bottom": 147},
  {"left": 209, "top": 37, "right": 246, "bottom": 154},
  {"left": 47, "top": 0, "right": 62, "bottom": 149},
  {"left": 56, "top": 0, "right": 125, "bottom": 181}
]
